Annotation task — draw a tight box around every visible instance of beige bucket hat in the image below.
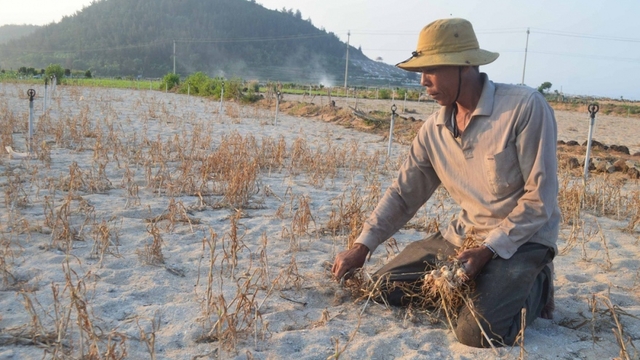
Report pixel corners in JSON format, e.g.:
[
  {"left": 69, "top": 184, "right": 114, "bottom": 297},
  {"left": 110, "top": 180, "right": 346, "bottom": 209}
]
[{"left": 396, "top": 18, "right": 499, "bottom": 72}]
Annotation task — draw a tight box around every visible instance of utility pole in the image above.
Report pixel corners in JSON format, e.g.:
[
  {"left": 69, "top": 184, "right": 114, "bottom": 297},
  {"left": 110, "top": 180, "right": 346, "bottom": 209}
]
[
  {"left": 173, "top": 40, "right": 176, "bottom": 75},
  {"left": 521, "top": 28, "right": 530, "bottom": 85},
  {"left": 344, "top": 30, "right": 350, "bottom": 90}
]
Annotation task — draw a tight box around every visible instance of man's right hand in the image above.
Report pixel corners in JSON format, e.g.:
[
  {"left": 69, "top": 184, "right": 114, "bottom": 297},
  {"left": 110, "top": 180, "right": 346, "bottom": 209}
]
[{"left": 331, "top": 243, "right": 370, "bottom": 281}]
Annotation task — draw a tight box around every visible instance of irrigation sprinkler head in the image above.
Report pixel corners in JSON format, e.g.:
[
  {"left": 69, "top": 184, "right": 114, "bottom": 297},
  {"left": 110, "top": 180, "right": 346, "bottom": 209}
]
[
  {"left": 27, "top": 89, "right": 36, "bottom": 101},
  {"left": 391, "top": 104, "right": 397, "bottom": 115},
  {"left": 583, "top": 103, "right": 600, "bottom": 185}
]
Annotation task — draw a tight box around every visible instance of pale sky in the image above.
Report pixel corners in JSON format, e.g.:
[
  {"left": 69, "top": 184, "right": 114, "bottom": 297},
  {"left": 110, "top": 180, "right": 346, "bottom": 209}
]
[{"left": 1, "top": 0, "right": 639, "bottom": 100}]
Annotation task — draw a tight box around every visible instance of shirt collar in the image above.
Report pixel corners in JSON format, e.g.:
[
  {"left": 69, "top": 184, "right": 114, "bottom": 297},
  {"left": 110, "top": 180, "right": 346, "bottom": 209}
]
[
  {"left": 474, "top": 73, "right": 495, "bottom": 117},
  {"left": 436, "top": 72, "right": 495, "bottom": 127}
]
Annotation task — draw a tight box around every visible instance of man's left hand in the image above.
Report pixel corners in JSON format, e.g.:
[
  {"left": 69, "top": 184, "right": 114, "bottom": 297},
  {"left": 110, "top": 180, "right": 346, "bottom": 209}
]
[{"left": 456, "top": 246, "right": 495, "bottom": 280}]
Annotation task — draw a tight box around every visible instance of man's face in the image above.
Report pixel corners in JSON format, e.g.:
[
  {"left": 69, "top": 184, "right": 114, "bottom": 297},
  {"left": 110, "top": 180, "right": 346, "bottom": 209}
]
[{"left": 419, "top": 66, "right": 460, "bottom": 106}]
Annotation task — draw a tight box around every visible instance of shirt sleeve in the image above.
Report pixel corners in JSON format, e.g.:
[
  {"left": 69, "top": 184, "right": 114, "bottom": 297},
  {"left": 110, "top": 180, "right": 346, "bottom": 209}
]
[
  {"left": 355, "top": 122, "right": 442, "bottom": 253},
  {"left": 483, "top": 92, "right": 558, "bottom": 259}
]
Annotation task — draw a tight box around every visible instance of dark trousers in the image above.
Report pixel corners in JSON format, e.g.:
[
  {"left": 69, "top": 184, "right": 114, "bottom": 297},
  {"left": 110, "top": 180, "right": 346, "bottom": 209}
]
[{"left": 373, "top": 232, "right": 553, "bottom": 348}]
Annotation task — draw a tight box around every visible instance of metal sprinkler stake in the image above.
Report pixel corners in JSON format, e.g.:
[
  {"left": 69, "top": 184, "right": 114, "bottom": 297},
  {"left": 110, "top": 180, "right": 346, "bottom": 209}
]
[
  {"left": 388, "top": 104, "right": 397, "bottom": 157},
  {"left": 403, "top": 92, "right": 407, "bottom": 113},
  {"left": 355, "top": 90, "right": 358, "bottom": 109},
  {"left": 43, "top": 78, "right": 48, "bottom": 114},
  {"left": 27, "top": 89, "right": 36, "bottom": 154},
  {"left": 220, "top": 82, "right": 224, "bottom": 114},
  {"left": 274, "top": 91, "right": 281, "bottom": 126},
  {"left": 583, "top": 104, "right": 599, "bottom": 186}
]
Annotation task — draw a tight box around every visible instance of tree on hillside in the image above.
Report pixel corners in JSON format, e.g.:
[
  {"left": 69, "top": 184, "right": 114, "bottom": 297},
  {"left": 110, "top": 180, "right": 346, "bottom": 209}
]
[{"left": 537, "top": 81, "right": 552, "bottom": 94}]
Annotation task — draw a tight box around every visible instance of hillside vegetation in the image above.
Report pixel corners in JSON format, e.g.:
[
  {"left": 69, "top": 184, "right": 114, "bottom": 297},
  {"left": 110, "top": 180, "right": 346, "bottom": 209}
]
[{"left": 0, "top": 25, "right": 40, "bottom": 44}]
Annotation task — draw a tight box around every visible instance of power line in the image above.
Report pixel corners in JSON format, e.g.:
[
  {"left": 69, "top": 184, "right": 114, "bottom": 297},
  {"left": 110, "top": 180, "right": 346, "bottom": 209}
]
[
  {"left": 347, "top": 28, "right": 526, "bottom": 36},
  {"left": 349, "top": 27, "right": 640, "bottom": 43},
  {"left": 361, "top": 47, "right": 640, "bottom": 64},
  {"left": 476, "top": 28, "right": 529, "bottom": 34},
  {"left": 530, "top": 28, "right": 640, "bottom": 43},
  {"left": 12, "top": 40, "right": 170, "bottom": 54},
  {"left": 8, "top": 27, "right": 640, "bottom": 68},
  {"left": 6, "top": 33, "right": 332, "bottom": 55},
  {"left": 12, "top": 27, "right": 640, "bottom": 56},
  {"left": 528, "top": 50, "right": 640, "bottom": 63},
  {"left": 175, "top": 33, "right": 332, "bottom": 43}
]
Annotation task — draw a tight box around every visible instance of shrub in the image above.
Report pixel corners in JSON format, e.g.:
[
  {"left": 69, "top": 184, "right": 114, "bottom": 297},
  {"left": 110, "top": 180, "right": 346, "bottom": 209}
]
[
  {"left": 182, "top": 72, "right": 215, "bottom": 96},
  {"left": 160, "top": 72, "right": 179, "bottom": 90},
  {"left": 45, "top": 64, "right": 65, "bottom": 80},
  {"left": 225, "top": 77, "right": 244, "bottom": 99},
  {"left": 242, "top": 80, "right": 260, "bottom": 102},
  {"left": 407, "top": 89, "right": 421, "bottom": 101}
]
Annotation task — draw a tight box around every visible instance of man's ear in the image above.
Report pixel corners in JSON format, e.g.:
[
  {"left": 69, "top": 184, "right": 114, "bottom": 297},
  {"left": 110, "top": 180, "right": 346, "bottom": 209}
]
[{"left": 461, "top": 65, "right": 478, "bottom": 75}]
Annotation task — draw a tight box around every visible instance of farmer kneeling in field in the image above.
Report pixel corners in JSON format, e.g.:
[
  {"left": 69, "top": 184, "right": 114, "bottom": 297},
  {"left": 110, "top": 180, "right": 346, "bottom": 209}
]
[{"left": 332, "top": 18, "right": 559, "bottom": 348}]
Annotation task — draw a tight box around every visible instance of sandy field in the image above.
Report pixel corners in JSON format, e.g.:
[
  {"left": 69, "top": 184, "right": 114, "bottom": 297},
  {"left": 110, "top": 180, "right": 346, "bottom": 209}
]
[{"left": 0, "top": 83, "right": 638, "bottom": 359}]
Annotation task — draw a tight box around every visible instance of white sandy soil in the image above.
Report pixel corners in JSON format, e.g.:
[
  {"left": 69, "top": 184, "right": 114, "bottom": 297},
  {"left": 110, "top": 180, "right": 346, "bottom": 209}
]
[{"left": 0, "top": 83, "right": 638, "bottom": 359}]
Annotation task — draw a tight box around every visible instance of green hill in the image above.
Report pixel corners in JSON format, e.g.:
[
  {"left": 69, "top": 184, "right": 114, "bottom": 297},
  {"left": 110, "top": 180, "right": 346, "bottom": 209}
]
[{"left": 0, "top": 0, "right": 415, "bottom": 85}]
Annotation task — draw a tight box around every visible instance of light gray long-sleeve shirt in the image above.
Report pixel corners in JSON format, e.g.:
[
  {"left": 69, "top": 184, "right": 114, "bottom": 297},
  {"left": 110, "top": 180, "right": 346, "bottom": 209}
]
[{"left": 355, "top": 74, "right": 560, "bottom": 259}]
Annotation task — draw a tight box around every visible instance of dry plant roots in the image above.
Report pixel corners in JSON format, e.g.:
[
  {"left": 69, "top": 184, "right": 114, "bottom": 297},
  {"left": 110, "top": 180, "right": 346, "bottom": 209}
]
[
  {"left": 421, "top": 262, "right": 470, "bottom": 312},
  {"left": 343, "top": 258, "right": 473, "bottom": 323}
]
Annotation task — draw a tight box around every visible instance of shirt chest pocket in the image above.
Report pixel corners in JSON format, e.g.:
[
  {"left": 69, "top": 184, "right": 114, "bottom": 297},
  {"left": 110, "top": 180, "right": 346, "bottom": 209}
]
[{"left": 484, "top": 144, "right": 525, "bottom": 197}]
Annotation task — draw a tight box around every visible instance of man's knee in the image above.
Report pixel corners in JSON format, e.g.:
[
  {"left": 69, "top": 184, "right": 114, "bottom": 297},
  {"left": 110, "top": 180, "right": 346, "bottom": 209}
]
[
  {"left": 455, "top": 311, "right": 487, "bottom": 348},
  {"left": 454, "top": 308, "right": 511, "bottom": 348}
]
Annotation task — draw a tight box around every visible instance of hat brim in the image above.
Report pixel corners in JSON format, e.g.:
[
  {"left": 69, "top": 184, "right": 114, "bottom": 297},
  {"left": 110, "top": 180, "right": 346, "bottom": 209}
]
[{"left": 396, "top": 49, "right": 499, "bottom": 72}]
